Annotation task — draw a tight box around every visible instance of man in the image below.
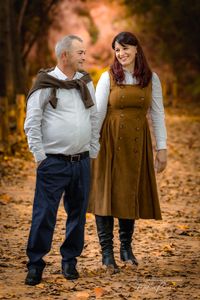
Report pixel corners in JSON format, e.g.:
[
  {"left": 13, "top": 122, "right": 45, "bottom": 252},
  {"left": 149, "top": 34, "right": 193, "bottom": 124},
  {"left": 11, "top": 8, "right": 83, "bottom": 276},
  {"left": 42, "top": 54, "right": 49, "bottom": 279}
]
[{"left": 24, "top": 35, "right": 100, "bottom": 285}]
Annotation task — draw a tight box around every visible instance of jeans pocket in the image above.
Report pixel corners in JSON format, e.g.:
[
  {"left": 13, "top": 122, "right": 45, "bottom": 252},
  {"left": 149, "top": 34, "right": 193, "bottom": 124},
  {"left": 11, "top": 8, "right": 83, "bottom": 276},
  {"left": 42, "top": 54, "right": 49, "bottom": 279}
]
[{"left": 37, "top": 157, "right": 48, "bottom": 170}]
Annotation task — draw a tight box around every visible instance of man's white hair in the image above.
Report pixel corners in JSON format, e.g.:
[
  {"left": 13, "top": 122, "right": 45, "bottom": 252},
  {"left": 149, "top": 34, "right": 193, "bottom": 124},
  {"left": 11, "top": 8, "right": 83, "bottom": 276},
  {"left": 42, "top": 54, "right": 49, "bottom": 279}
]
[{"left": 55, "top": 35, "right": 83, "bottom": 59}]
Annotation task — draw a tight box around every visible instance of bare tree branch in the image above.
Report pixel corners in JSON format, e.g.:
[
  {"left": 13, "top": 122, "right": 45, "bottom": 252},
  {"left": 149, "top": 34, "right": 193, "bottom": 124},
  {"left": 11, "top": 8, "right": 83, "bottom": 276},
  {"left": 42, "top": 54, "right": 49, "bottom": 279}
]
[
  {"left": 17, "top": 0, "right": 28, "bottom": 35},
  {"left": 23, "top": 0, "right": 59, "bottom": 60}
]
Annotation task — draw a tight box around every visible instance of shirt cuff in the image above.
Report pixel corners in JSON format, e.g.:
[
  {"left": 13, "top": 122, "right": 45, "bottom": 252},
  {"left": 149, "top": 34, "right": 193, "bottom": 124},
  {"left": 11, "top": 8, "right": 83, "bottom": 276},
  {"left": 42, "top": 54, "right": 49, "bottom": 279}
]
[
  {"left": 89, "top": 149, "right": 99, "bottom": 159},
  {"left": 156, "top": 141, "right": 167, "bottom": 150},
  {"left": 89, "top": 142, "right": 100, "bottom": 158},
  {"left": 33, "top": 151, "right": 47, "bottom": 162}
]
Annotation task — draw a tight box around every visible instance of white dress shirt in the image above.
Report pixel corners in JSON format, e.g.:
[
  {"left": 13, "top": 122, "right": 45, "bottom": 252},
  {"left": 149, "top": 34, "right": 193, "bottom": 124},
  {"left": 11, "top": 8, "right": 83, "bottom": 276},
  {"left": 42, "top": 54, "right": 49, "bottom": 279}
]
[
  {"left": 24, "top": 66, "right": 100, "bottom": 162},
  {"left": 96, "top": 71, "right": 167, "bottom": 150}
]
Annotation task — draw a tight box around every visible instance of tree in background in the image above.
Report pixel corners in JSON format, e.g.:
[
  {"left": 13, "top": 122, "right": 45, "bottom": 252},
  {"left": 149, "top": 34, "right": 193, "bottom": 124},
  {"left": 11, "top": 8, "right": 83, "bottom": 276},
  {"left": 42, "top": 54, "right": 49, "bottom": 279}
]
[
  {"left": 1, "top": 0, "right": 199, "bottom": 103},
  {"left": 125, "top": 0, "right": 200, "bottom": 100},
  {"left": 0, "top": 0, "right": 60, "bottom": 103}
]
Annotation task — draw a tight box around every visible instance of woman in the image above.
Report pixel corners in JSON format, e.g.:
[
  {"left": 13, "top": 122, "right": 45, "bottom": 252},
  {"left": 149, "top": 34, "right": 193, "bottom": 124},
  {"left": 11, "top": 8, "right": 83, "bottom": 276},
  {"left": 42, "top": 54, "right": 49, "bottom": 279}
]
[{"left": 88, "top": 32, "right": 167, "bottom": 272}]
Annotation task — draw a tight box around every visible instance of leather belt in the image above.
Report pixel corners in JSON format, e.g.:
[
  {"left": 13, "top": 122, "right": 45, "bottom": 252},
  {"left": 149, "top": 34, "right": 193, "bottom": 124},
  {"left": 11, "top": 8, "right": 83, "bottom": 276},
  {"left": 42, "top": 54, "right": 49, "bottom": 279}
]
[{"left": 46, "top": 151, "right": 89, "bottom": 162}]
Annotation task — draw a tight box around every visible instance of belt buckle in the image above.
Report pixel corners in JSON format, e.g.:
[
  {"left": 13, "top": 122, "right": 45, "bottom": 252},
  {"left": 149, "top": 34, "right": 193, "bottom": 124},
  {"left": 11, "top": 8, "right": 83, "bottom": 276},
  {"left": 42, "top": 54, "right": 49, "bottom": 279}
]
[{"left": 70, "top": 154, "right": 81, "bottom": 162}]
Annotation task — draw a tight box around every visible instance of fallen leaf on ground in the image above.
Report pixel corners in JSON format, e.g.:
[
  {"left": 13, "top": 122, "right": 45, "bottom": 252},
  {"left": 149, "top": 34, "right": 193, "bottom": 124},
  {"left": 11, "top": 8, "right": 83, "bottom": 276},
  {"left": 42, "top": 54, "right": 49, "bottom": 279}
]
[
  {"left": 176, "top": 224, "right": 189, "bottom": 231},
  {"left": 35, "top": 283, "right": 45, "bottom": 288},
  {"left": 0, "top": 194, "right": 12, "bottom": 204},
  {"left": 162, "top": 244, "right": 174, "bottom": 255},
  {"left": 94, "top": 287, "right": 106, "bottom": 298},
  {"left": 71, "top": 291, "right": 90, "bottom": 300}
]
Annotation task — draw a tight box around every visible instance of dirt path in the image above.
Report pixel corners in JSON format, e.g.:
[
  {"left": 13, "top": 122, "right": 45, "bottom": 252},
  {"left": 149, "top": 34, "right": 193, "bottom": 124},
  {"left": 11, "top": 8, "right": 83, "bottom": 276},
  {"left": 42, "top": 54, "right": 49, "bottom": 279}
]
[{"left": 0, "top": 106, "right": 200, "bottom": 300}]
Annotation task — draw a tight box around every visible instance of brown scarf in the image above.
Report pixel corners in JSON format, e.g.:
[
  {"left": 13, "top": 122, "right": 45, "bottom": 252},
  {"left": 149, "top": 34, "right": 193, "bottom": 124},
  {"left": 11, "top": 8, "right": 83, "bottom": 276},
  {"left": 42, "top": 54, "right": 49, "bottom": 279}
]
[{"left": 27, "top": 68, "right": 94, "bottom": 109}]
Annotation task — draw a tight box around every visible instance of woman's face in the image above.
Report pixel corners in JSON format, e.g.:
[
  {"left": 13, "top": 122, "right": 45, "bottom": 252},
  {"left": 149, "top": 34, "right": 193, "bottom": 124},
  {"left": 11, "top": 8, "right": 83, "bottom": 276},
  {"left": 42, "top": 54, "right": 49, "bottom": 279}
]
[{"left": 114, "top": 41, "right": 137, "bottom": 69}]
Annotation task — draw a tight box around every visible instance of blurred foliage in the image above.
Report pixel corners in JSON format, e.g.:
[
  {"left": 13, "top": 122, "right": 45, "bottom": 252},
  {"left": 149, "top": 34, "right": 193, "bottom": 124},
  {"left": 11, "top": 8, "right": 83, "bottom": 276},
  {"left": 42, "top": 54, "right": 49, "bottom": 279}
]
[
  {"left": 2, "top": 0, "right": 199, "bottom": 102},
  {"left": 74, "top": 6, "right": 99, "bottom": 44},
  {"left": 14, "top": 0, "right": 60, "bottom": 62},
  {"left": 125, "top": 0, "right": 200, "bottom": 100},
  {"left": 0, "top": 0, "right": 61, "bottom": 99},
  {"left": 89, "top": 67, "right": 109, "bottom": 86},
  {"left": 18, "top": 0, "right": 61, "bottom": 80}
]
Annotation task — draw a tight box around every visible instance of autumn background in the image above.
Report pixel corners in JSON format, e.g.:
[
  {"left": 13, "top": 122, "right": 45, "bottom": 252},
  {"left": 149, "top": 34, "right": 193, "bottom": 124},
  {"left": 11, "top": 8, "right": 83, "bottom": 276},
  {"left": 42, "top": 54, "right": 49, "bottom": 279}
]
[{"left": 0, "top": 1, "right": 200, "bottom": 300}]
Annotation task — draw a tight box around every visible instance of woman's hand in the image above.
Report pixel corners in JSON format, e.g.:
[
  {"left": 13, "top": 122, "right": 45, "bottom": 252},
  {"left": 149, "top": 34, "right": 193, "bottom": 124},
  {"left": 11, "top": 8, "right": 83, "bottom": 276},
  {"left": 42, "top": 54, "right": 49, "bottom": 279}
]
[{"left": 155, "top": 149, "right": 167, "bottom": 173}]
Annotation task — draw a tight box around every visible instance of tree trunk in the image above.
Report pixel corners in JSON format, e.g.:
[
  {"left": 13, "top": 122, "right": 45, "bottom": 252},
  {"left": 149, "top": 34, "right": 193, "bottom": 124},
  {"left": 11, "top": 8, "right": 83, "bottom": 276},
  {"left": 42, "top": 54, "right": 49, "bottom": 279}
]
[
  {"left": 16, "top": 94, "right": 26, "bottom": 140},
  {"left": 5, "top": 0, "right": 16, "bottom": 102},
  {"left": 0, "top": 97, "right": 11, "bottom": 154},
  {"left": 12, "top": 1, "right": 27, "bottom": 95},
  {"left": 0, "top": 1, "right": 9, "bottom": 97}
]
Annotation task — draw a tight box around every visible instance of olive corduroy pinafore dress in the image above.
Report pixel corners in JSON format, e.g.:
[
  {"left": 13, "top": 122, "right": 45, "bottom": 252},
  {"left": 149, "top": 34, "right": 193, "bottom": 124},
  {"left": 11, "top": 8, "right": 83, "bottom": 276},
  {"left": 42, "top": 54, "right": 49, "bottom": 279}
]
[{"left": 88, "top": 72, "right": 162, "bottom": 220}]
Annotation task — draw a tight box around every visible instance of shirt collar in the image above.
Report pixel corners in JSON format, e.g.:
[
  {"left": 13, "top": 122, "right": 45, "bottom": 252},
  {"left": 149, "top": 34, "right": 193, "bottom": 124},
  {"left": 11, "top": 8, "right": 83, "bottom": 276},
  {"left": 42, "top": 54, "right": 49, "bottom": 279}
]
[{"left": 54, "top": 66, "right": 79, "bottom": 80}]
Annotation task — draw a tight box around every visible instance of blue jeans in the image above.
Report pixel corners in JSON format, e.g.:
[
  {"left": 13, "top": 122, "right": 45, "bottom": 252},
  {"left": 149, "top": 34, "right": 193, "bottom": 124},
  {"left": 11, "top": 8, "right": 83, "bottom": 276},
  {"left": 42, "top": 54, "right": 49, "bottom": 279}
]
[{"left": 26, "top": 155, "right": 90, "bottom": 270}]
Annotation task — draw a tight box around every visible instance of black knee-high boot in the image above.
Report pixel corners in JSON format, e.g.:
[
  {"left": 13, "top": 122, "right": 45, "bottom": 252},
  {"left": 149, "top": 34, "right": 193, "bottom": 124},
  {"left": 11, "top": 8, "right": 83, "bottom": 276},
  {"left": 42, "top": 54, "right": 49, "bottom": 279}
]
[
  {"left": 118, "top": 218, "right": 138, "bottom": 265},
  {"left": 95, "top": 215, "right": 119, "bottom": 271}
]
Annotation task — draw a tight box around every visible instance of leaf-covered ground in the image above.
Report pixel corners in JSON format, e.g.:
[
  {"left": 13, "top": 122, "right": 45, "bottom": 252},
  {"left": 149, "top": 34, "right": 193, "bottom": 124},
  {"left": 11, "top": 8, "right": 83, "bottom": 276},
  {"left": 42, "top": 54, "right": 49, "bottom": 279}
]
[{"left": 0, "top": 105, "right": 200, "bottom": 300}]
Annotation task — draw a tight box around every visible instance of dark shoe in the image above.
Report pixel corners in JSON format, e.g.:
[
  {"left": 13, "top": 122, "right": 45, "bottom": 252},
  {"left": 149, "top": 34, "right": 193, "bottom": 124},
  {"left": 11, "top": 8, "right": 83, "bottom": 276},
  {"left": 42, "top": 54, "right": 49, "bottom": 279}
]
[
  {"left": 119, "top": 218, "right": 138, "bottom": 266},
  {"left": 95, "top": 215, "right": 119, "bottom": 273},
  {"left": 62, "top": 264, "right": 79, "bottom": 280},
  {"left": 103, "top": 253, "right": 119, "bottom": 273},
  {"left": 120, "top": 247, "right": 138, "bottom": 266},
  {"left": 25, "top": 268, "right": 43, "bottom": 286}
]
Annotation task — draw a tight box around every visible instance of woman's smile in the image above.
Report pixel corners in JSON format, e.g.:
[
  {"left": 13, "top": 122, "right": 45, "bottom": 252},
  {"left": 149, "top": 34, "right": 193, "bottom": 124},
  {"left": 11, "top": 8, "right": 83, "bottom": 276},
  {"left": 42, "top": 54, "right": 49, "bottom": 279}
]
[{"left": 114, "top": 41, "right": 137, "bottom": 70}]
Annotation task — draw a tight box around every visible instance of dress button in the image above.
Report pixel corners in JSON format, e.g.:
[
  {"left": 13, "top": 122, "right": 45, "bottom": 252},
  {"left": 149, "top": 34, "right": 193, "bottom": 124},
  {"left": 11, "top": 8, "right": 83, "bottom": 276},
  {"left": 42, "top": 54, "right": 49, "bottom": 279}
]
[
  {"left": 121, "top": 95, "right": 125, "bottom": 99},
  {"left": 135, "top": 137, "right": 138, "bottom": 142},
  {"left": 120, "top": 124, "right": 124, "bottom": 128},
  {"left": 134, "top": 149, "right": 138, "bottom": 153},
  {"left": 119, "top": 136, "right": 123, "bottom": 140},
  {"left": 136, "top": 127, "right": 140, "bottom": 131},
  {"left": 120, "top": 114, "right": 124, "bottom": 117},
  {"left": 141, "top": 97, "right": 145, "bottom": 100},
  {"left": 118, "top": 147, "right": 121, "bottom": 150}
]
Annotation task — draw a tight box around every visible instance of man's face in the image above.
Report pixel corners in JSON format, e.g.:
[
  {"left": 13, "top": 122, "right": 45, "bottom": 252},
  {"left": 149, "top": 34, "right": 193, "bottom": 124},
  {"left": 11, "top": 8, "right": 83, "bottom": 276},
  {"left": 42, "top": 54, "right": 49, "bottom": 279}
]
[{"left": 66, "top": 39, "right": 86, "bottom": 71}]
